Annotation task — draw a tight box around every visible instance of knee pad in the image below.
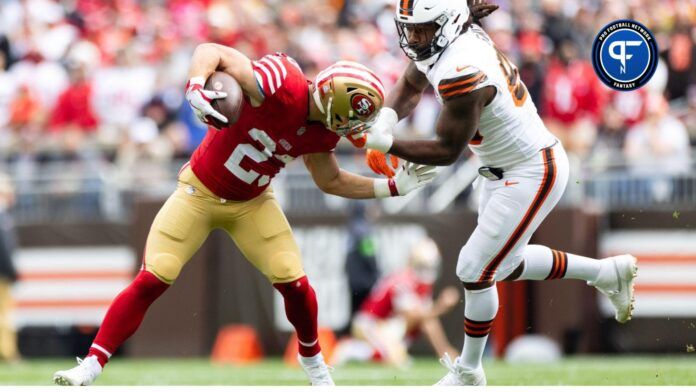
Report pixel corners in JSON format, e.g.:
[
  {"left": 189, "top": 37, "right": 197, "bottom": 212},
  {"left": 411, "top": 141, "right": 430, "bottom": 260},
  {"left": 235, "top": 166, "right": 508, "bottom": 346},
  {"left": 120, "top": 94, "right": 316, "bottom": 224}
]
[
  {"left": 456, "top": 245, "right": 484, "bottom": 283},
  {"left": 145, "top": 253, "right": 183, "bottom": 284},
  {"left": 267, "top": 251, "right": 304, "bottom": 283}
]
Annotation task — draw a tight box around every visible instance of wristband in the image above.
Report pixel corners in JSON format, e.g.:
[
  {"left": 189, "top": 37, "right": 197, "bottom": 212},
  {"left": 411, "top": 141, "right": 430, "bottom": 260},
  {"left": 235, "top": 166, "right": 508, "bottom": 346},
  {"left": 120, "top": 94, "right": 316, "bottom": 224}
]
[
  {"left": 387, "top": 178, "right": 399, "bottom": 196},
  {"left": 374, "top": 178, "right": 400, "bottom": 198}
]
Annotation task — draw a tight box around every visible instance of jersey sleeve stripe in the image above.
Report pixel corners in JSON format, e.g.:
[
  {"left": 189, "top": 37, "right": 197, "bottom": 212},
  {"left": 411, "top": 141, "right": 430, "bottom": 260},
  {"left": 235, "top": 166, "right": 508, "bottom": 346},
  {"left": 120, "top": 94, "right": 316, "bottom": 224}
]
[
  {"left": 439, "top": 74, "right": 488, "bottom": 99},
  {"left": 439, "top": 74, "right": 484, "bottom": 94},
  {"left": 267, "top": 55, "right": 288, "bottom": 78},
  {"left": 441, "top": 84, "right": 479, "bottom": 99},
  {"left": 254, "top": 61, "right": 277, "bottom": 94},
  {"left": 438, "top": 71, "right": 486, "bottom": 92},
  {"left": 260, "top": 58, "right": 282, "bottom": 90}
]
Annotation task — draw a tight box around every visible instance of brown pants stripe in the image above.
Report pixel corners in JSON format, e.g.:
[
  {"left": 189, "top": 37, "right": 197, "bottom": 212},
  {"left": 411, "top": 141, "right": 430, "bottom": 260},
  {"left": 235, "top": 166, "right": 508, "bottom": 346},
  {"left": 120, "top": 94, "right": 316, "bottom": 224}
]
[{"left": 478, "top": 148, "right": 557, "bottom": 282}]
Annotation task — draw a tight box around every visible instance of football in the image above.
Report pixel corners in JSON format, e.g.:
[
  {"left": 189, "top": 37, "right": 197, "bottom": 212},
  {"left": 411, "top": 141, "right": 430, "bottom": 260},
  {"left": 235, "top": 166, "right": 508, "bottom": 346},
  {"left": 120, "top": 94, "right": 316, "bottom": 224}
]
[{"left": 204, "top": 71, "right": 244, "bottom": 128}]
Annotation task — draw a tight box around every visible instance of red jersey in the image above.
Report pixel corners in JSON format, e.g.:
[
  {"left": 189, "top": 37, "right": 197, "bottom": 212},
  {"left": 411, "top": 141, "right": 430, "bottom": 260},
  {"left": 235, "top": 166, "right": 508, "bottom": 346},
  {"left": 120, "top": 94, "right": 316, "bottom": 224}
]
[
  {"left": 359, "top": 269, "right": 433, "bottom": 320},
  {"left": 190, "top": 53, "right": 340, "bottom": 201},
  {"left": 608, "top": 89, "right": 647, "bottom": 128},
  {"left": 542, "top": 59, "right": 607, "bottom": 125}
]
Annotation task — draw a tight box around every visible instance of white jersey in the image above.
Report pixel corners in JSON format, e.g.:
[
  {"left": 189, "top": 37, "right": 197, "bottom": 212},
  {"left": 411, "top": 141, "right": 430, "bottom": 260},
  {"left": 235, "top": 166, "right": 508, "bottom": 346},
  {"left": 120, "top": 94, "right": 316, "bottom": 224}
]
[{"left": 415, "top": 24, "right": 556, "bottom": 168}]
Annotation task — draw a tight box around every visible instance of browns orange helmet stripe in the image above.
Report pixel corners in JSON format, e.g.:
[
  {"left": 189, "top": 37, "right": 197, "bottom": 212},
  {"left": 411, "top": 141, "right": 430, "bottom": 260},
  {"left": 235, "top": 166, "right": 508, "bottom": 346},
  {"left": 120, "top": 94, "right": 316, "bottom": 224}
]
[{"left": 399, "top": 0, "right": 414, "bottom": 15}]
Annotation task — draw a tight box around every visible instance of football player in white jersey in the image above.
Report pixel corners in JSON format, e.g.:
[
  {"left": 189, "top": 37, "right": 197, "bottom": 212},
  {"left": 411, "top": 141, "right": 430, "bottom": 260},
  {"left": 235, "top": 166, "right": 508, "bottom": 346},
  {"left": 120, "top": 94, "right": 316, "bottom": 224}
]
[{"left": 352, "top": 0, "right": 638, "bottom": 386}]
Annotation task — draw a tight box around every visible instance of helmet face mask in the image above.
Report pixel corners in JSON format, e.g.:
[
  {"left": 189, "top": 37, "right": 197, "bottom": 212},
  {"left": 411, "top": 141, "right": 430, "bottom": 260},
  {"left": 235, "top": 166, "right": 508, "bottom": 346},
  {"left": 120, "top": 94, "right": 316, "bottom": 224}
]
[
  {"left": 395, "top": 0, "right": 470, "bottom": 64},
  {"left": 396, "top": 17, "right": 448, "bottom": 62},
  {"left": 313, "top": 61, "right": 385, "bottom": 136}
]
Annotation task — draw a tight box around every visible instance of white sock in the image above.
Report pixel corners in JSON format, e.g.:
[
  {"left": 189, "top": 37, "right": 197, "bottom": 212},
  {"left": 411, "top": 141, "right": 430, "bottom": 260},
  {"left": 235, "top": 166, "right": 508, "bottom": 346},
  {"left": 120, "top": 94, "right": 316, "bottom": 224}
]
[
  {"left": 520, "top": 244, "right": 601, "bottom": 281},
  {"left": 461, "top": 285, "right": 498, "bottom": 369},
  {"left": 298, "top": 352, "right": 324, "bottom": 364}
]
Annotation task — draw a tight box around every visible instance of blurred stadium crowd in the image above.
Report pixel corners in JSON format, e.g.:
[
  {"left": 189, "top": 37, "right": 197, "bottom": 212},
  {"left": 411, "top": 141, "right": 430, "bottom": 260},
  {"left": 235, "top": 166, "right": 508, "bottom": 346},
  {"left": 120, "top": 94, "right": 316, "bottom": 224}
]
[{"left": 0, "top": 0, "right": 694, "bottom": 200}]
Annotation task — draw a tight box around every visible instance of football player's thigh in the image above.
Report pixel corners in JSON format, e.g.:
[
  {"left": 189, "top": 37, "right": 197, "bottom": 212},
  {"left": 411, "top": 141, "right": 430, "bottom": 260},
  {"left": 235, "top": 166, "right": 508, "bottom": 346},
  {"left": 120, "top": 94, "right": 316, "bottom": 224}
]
[
  {"left": 144, "top": 187, "right": 212, "bottom": 284},
  {"left": 224, "top": 194, "right": 304, "bottom": 284},
  {"left": 498, "top": 157, "right": 569, "bottom": 274},
  {"left": 495, "top": 174, "right": 567, "bottom": 279},
  {"left": 456, "top": 191, "right": 522, "bottom": 282},
  {"left": 458, "top": 167, "right": 569, "bottom": 282}
]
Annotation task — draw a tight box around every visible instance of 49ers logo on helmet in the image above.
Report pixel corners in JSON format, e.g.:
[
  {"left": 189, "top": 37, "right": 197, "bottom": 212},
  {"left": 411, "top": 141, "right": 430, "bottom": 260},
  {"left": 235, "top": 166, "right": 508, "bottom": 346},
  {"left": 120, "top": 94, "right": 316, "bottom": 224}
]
[{"left": 351, "top": 94, "right": 376, "bottom": 117}]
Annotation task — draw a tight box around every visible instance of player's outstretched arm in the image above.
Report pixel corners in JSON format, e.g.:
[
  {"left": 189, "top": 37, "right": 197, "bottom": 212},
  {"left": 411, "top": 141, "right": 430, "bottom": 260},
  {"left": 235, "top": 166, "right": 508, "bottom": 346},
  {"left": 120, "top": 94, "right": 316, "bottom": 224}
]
[
  {"left": 387, "top": 62, "right": 430, "bottom": 120},
  {"left": 386, "top": 85, "right": 495, "bottom": 166},
  {"left": 350, "top": 62, "right": 430, "bottom": 149},
  {"left": 187, "top": 43, "right": 264, "bottom": 105},
  {"left": 303, "top": 152, "right": 436, "bottom": 199}
]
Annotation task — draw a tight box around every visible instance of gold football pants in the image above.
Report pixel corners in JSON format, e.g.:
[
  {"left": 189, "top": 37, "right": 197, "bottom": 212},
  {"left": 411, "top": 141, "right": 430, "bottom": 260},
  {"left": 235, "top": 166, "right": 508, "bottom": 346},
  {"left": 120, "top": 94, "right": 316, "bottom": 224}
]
[{"left": 143, "top": 167, "right": 304, "bottom": 284}]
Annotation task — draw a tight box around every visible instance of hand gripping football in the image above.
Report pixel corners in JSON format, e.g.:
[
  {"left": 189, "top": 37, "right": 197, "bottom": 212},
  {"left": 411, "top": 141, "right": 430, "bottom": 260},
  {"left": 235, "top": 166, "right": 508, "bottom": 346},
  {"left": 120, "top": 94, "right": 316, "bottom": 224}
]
[{"left": 204, "top": 71, "right": 244, "bottom": 128}]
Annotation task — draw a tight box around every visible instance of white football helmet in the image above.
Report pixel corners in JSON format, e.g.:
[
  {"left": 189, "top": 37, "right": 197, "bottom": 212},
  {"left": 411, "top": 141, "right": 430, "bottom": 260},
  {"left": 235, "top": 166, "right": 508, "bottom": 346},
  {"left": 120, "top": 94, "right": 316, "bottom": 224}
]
[{"left": 395, "top": 0, "right": 470, "bottom": 65}]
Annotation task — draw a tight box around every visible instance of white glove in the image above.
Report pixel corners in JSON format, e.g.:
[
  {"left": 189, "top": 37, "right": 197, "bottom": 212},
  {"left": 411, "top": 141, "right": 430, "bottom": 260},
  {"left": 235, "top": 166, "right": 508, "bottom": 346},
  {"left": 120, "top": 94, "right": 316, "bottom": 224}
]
[
  {"left": 185, "top": 76, "right": 228, "bottom": 125},
  {"left": 348, "top": 107, "right": 397, "bottom": 152},
  {"left": 369, "top": 107, "right": 398, "bottom": 136},
  {"left": 364, "top": 128, "right": 394, "bottom": 153},
  {"left": 374, "top": 162, "right": 437, "bottom": 198}
]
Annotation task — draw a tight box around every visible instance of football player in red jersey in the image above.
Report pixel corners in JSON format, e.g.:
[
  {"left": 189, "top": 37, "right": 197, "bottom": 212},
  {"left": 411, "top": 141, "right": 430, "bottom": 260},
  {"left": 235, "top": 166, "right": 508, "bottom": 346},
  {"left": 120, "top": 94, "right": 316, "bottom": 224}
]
[
  {"left": 332, "top": 239, "right": 460, "bottom": 368},
  {"left": 53, "top": 44, "right": 436, "bottom": 386}
]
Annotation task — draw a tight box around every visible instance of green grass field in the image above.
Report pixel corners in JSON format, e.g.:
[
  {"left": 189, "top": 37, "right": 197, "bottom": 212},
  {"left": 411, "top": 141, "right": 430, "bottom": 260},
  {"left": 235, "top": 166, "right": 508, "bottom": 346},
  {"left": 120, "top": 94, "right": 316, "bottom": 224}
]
[{"left": 1, "top": 356, "right": 695, "bottom": 385}]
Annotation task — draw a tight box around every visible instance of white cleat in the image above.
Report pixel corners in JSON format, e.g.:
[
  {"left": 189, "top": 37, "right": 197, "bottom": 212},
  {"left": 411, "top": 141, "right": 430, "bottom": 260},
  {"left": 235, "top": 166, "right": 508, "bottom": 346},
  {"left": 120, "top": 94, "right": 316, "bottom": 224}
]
[
  {"left": 53, "top": 356, "right": 102, "bottom": 386},
  {"left": 435, "top": 353, "right": 486, "bottom": 386},
  {"left": 590, "top": 254, "right": 638, "bottom": 323},
  {"left": 298, "top": 353, "right": 335, "bottom": 386}
]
